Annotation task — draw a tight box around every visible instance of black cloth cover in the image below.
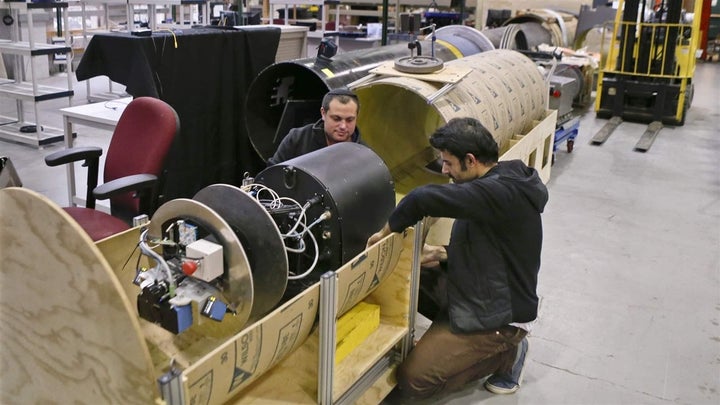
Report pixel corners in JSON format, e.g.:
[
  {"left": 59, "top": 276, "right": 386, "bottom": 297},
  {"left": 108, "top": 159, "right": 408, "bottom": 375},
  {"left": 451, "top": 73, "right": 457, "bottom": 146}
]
[{"left": 76, "top": 27, "right": 281, "bottom": 201}]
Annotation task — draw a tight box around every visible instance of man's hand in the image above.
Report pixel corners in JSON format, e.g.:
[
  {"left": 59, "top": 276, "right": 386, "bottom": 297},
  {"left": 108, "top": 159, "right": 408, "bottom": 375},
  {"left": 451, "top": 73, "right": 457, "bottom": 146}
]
[
  {"left": 421, "top": 244, "right": 447, "bottom": 267},
  {"left": 367, "top": 223, "right": 392, "bottom": 249}
]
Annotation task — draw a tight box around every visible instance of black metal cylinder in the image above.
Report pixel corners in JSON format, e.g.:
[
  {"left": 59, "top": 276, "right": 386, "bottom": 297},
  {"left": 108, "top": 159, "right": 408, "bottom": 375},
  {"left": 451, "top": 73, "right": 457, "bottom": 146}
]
[{"left": 255, "top": 143, "right": 395, "bottom": 275}]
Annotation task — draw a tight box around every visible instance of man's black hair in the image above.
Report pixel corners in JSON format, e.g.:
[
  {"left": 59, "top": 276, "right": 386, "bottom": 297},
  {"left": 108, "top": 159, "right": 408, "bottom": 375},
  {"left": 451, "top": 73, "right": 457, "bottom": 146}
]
[
  {"left": 322, "top": 87, "right": 360, "bottom": 113},
  {"left": 429, "top": 117, "right": 498, "bottom": 168}
]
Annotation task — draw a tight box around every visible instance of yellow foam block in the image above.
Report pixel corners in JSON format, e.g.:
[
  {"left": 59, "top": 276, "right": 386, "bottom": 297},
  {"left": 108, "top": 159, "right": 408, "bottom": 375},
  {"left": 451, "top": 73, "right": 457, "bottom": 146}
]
[{"left": 335, "top": 302, "right": 380, "bottom": 364}]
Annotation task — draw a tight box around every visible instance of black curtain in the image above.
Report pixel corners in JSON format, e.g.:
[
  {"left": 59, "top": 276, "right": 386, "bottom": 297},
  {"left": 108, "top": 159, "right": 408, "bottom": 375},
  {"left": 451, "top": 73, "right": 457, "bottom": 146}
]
[{"left": 76, "top": 27, "right": 281, "bottom": 201}]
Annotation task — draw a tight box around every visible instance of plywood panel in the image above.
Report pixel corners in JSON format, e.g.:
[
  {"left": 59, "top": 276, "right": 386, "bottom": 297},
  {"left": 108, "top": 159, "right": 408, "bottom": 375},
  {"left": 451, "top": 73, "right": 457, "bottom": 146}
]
[
  {"left": 182, "top": 230, "right": 411, "bottom": 404},
  {"left": 1, "top": 188, "right": 417, "bottom": 404},
  {"left": 0, "top": 187, "right": 157, "bottom": 404}
]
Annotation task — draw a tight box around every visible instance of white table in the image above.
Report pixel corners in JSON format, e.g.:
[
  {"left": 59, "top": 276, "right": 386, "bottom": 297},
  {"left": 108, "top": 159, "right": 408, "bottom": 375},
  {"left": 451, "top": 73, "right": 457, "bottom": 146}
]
[{"left": 60, "top": 97, "right": 131, "bottom": 207}]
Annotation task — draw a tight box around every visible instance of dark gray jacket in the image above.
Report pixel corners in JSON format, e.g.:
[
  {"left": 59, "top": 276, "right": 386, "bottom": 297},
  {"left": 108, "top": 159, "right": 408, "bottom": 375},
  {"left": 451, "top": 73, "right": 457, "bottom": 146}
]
[
  {"left": 267, "top": 119, "right": 363, "bottom": 165},
  {"left": 388, "top": 160, "right": 549, "bottom": 333}
]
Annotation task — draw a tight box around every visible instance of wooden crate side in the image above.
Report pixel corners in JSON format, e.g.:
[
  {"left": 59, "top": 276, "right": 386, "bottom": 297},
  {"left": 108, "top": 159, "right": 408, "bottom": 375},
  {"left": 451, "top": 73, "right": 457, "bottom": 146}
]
[
  {"left": 364, "top": 227, "right": 414, "bottom": 329},
  {"left": 181, "top": 231, "right": 408, "bottom": 404},
  {"left": 353, "top": 365, "right": 397, "bottom": 405},
  {"left": 423, "top": 112, "right": 557, "bottom": 246},
  {"left": 183, "top": 284, "right": 321, "bottom": 405},
  {"left": 500, "top": 110, "right": 557, "bottom": 184},
  {"left": 336, "top": 231, "right": 406, "bottom": 316},
  {"left": 0, "top": 188, "right": 157, "bottom": 404},
  {"left": 333, "top": 228, "right": 415, "bottom": 400}
]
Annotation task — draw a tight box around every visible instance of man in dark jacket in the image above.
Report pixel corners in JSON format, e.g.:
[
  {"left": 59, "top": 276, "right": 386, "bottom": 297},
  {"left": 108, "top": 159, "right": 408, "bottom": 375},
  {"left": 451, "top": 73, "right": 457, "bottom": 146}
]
[
  {"left": 267, "top": 88, "right": 364, "bottom": 165},
  {"left": 367, "top": 117, "right": 548, "bottom": 399}
]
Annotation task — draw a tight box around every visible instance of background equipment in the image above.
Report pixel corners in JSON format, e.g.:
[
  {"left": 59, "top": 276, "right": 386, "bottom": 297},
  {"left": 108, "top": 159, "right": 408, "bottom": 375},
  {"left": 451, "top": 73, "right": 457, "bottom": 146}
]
[{"left": 594, "top": 0, "right": 703, "bottom": 151}]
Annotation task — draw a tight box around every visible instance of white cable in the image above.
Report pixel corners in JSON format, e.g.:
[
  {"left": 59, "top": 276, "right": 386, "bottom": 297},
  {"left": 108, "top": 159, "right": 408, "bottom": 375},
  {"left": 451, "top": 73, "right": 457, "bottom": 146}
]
[
  {"left": 139, "top": 228, "right": 176, "bottom": 296},
  {"left": 300, "top": 211, "right": 331, "bottom": 236},
  {"left": 243, "top": 185, "right": 309, "bottom": 236},
  {"left": 280, "top": 196, "right": 308, "bottom": 237},
  {"left": 242, "top": 183, "right": 281, "bottom": 207},
  {"left": 284, "top": 236, "right": 306, "bottom": 253},
  {"left": 287, "top": 222, "right": 320, "bottom": 280}
]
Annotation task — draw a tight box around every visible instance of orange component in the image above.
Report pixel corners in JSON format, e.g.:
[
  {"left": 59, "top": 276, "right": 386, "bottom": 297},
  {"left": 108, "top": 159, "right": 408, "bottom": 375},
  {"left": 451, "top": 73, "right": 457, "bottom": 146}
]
[{"left": 182, "top": 260, "right": 198, "bottom": 276}]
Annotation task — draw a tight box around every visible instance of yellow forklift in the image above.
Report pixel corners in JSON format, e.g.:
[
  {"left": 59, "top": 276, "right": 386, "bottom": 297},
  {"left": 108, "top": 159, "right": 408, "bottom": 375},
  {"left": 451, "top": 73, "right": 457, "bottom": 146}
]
[{"left": 592, "top": 0, "right": 704, "bottom": 151}]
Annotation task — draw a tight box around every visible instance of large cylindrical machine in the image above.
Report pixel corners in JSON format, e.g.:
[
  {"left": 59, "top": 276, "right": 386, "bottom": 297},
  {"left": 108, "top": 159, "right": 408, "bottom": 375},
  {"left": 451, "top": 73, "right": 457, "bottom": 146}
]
[
  {"left": 245, "top": 25, "right": 495, "bottom": 162},
  {"left": 352, "top": 49, "right": 548, "bottom": 194},
  {"left": 133, "top": 144, "right": 395, "bottom": 334},
  {"left": 255, "top": 142, "right": 395, "bottom": 284}
]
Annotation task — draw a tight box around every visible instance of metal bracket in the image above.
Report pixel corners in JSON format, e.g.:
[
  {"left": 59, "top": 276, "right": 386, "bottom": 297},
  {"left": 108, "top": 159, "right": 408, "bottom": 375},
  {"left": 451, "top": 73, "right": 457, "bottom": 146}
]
[
  {"left": 158, "top": 365, "right": 185, "bottom": 405},
  {"left": 318, "top": 271, "right": 338, "bottom": 404}
]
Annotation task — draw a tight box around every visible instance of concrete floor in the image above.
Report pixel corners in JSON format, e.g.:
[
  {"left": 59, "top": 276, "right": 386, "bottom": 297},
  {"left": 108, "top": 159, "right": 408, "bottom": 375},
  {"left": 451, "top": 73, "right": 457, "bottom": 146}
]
[{"left": 1, "top": 62, "right": 719, "bottom": 404}]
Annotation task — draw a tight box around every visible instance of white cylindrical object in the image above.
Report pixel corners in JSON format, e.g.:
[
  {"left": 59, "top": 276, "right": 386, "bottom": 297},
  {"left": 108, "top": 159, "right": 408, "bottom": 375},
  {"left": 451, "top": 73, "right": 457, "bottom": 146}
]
[{"left": 355, "top": 49, "right": 547, "bottom": 194}]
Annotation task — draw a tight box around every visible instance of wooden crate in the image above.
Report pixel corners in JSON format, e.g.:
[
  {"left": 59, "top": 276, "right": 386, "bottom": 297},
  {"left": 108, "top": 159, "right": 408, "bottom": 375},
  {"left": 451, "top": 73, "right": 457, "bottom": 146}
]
[{"left": 1, "top": 110, "right": 554, "bottom": 403}]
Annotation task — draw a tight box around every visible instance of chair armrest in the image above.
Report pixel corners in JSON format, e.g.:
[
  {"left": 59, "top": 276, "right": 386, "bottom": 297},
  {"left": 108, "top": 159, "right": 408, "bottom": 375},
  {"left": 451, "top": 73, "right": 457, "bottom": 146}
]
[
  {"left": 45, "top": 147, "right": 103, "bottom": 167},
  {"left": 93, "top": 174, "right": 158, "bottom": 200}
]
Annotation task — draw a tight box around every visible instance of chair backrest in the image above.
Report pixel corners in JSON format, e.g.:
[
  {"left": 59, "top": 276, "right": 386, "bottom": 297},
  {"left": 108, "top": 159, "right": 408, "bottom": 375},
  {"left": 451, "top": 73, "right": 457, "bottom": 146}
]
[{"left": 104, "top": 97, "right": 179, "bottom": 219}]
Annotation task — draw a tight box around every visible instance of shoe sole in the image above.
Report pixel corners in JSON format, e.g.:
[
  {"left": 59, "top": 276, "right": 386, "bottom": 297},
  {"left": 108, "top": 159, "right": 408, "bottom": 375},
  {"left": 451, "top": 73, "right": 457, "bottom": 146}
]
[
  {"left": 485, "top": 339, "right": 529, "bottom": 395},
  {"left": 485, "top": 382, "right": 519, "bottom": 395}
]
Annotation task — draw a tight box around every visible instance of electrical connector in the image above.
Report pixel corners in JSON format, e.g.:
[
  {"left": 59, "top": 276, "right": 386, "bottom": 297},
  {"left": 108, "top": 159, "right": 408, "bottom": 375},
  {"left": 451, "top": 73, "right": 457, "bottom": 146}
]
[{"left": 201, "top": 296, "right": 227, "bottom": 321}]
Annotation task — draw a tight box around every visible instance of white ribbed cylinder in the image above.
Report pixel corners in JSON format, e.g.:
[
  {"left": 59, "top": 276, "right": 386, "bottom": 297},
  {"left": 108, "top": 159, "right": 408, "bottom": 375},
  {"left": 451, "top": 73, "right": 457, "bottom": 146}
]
[{"left": 355, "top": 49, "right": 547, "bottom": 193}]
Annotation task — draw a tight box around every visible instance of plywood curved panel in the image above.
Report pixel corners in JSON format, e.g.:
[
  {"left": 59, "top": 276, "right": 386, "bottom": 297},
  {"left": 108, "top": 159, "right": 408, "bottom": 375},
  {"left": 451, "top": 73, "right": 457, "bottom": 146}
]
[{"left": 0, "top": 187, "right": 157, "bottom": 404}]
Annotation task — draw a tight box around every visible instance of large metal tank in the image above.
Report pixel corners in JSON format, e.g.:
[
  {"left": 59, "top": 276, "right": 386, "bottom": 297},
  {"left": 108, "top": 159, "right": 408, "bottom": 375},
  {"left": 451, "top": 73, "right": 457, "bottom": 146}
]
[
  {"left": 352, "top": 49, "right": 548, "bottom": 194},
  {"left": 245, "top": 25, "right": 495, "bottom": 162}
]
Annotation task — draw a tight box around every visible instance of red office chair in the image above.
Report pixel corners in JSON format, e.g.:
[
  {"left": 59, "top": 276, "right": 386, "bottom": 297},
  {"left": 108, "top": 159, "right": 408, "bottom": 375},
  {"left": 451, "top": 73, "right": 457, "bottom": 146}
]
[{"left": 45, "top": 97, "right": 179, "bottom": 241}]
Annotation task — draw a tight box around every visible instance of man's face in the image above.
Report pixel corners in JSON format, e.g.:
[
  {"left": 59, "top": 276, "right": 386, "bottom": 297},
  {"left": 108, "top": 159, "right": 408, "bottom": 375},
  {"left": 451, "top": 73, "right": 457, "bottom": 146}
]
[
  {"left": 321, "top": 98, "right": 358, "bottom": 145},
  {"left": 439, "top": 150, "right": 474, "bottom": 183}
]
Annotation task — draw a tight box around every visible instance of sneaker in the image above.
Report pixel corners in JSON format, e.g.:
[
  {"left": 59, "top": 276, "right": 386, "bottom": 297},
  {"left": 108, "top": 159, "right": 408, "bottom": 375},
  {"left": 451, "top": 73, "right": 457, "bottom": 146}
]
[{"left": 484, "top": 337, "right": 529, "bottom": 394}]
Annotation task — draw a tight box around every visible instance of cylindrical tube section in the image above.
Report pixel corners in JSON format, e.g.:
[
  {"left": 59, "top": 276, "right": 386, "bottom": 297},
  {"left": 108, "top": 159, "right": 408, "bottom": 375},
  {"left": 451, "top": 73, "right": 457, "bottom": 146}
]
[
  {"left": 503, "top": 9, "right": 578, "bottom": 49},
  {"left": 245, "top": 25, "right": 495, "bottom": 162},
  {"left": 353, "top": 49, "right": 547, "bottom": 195}
]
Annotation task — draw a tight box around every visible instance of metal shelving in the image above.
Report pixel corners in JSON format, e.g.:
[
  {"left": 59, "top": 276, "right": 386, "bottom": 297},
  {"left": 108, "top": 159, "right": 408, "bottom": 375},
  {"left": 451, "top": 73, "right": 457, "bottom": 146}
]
[{"left": 0, "top": 1, "right": 74, "bottom": 147}]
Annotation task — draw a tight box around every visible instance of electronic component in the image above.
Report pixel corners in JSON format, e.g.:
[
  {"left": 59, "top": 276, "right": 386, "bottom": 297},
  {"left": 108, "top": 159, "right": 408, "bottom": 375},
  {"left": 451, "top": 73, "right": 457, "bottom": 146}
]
[
  {"left": 136, "top": 281, "right": 193, "bottom": 334},
  {"left": 185, "top": 238, "right": 223, "bottom": 282},
  {"left": 134, "top": 226, "right": 232, "bottom": 334},
  {"left": 178, "top": 221, "right": 197, "bottom": 246},
  {"left": 134, "top": 144, "right": 394, "bottom": 334},
  {"left": 201, "top": 296, "right": 227, "bottom": 321}
]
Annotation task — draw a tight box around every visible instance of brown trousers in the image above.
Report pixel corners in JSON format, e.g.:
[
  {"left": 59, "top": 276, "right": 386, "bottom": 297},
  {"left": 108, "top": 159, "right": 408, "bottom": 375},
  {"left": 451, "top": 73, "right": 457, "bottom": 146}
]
[{"left": 396, "top": 320, "right": 527, "bottom": 399}]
